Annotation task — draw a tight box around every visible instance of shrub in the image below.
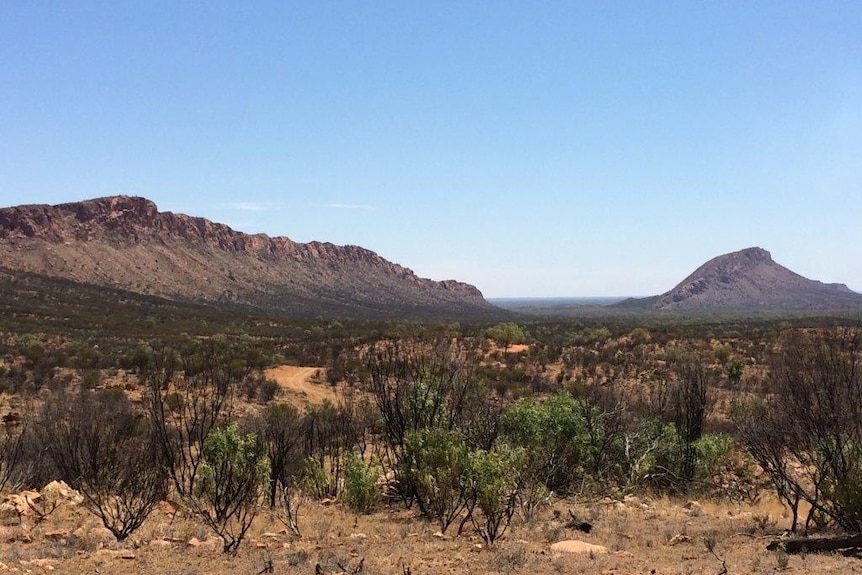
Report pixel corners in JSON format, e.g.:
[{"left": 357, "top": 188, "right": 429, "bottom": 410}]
[
  {"left": 343, "top": 448, "right": 378, "bottom": 514},
  {"left": 146, "top": 339, "right": 245, "bottom": 497},
  {"left": 81, "top": 369, "right": 101, "bottom": 389},
  {"left": 0, "top": 421, "right": 25, "bottom": 492},
  {"left": 257, "top": 403, "right": 303, "bottom": 507},
  {"left": 37, "top": 389, "right": 166, "bottom": 540},
  {"left": 193, "top": 422, "right": 270, "bottom": 554},
  {"left": 466, "top": 444, "right": 525, "bottom": 544},
  {"left": 725, "top": 359, "right": 745, "bottom": 387},
  {"left": 501, "top": 392, "right": 620, "bottom": 493},
  {"left": 485, "top": 323, "right": 527, "bottom": 352},
  {"left": 366, "top": 339, "right": 485, "bottom": 506},
  {"left": 402, "top": 429, "right": 469, "bottom": 532},
  {"left": 735, "top": 327, "right": 862, "bottom": 532},
  {"left": 693, "top": 433, "right": 734, "bottom": 479},
  {"left": 300, "top": 456, "right": 336, "bottom": 500},
  {"left": 259, "top": 379, "right": 280, "bottom": 403},
  {"left": 671, "top": 362, "right": 709, "bottom": 488}
]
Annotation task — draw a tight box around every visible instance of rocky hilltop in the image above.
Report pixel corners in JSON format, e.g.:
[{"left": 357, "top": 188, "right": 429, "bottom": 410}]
[
  {"left": 616, "top": 247, "right": 862, "bottom": 312},
  {"left": 0, "top": 196, "right": 498, "bottom": 319}
]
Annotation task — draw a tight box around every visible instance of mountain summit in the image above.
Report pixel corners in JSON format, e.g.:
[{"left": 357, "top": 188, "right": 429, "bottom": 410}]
[
  {"left": 616, "top": 247, "right": 862, "bottom": 312},
  {"left": 0, "top": 195, "right": 498, "bottom": 319}
]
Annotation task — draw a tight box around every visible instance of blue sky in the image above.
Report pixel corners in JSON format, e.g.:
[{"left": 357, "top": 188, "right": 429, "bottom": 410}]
[{"left": 2, "top": 2, "right": 860, "bottom": 297}]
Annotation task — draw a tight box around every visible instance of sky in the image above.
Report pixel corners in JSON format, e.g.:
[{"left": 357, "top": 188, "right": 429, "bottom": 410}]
[{"left": 1, "top": 2, "right": 860, "bottom": 298}]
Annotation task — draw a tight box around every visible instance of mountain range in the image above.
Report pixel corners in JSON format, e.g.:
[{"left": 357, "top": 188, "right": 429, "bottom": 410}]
[
  {"left": 0, "top": 196, "right": 498, "bottom": 319},
  {"left": 1, "top": 197, "right": 859, "bottom": 319}
]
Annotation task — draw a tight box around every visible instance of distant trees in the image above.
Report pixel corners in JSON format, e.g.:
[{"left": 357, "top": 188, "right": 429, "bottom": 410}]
[{"left": 485, "top": 323, "right": 527, "bottom": 352}]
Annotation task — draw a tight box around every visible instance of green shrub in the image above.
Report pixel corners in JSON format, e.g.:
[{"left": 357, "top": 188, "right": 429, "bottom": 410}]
[
  {"left": 725, "top": 359, "right": 745, "bottom": 386},
  {"left": 300, "top": 456, "right": 337, "bottom": 500},
  {"left": 501, "top": 392, "right": 618, "bottom": 493},
  {"left": 194, "top": 423, "right": 270, "bottom": 554},
  {"left": 402, "top": 429, "right": 469, "bottom": 532},
  {"left": 693, "top": 433, "right": 734, "bottom": 479},
  {"left": 343, "top": 448, "right": 378, "bottom": 514},
  {"left": 466, "top": 444, "right": 525, "bottom": 544}
]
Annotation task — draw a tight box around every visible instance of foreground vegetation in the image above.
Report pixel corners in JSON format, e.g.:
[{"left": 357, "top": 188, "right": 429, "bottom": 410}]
[{"left": 0, "top": 279, "right": 861, "bottom": 571}]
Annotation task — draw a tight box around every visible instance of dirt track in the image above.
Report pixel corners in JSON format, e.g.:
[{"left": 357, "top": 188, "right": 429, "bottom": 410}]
[{"left": 264, "top": 365, "right": 335, "bottom": 407}]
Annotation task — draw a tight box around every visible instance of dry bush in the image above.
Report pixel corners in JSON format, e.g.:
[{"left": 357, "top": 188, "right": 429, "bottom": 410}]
[
  {"left": 736, "top": 326, "right": 862, "bottom": 532},
  {"left": 36, "top": 388, "right": 166, "bottom": 540}
]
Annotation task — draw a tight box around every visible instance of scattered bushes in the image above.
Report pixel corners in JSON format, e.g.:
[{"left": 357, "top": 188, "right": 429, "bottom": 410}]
[
  {"left": 5, "top": 319, "right": 857, "bottom": 551},
  {"left": 735, "top": 327, "right": 862, "bottom": 532}
]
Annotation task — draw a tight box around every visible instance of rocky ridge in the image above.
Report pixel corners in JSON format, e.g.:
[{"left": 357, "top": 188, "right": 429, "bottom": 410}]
[
  {"left": 616, "top": 247, "right": 862, "bottom": 312},
  {"left": 0, "top": 196, "right": 496, "bottom": 319}
]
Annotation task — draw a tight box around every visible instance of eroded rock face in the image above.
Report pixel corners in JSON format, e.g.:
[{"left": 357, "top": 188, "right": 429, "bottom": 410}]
[
  {"left": 616, "top": 247, "right": 862, "bottom": 312},
  {"left": 0, "top": 196, "right": 497, "bottom": 319}
]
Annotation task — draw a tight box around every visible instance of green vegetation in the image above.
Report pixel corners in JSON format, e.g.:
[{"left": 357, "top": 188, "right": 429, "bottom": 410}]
[
  {"left": 2, "top": 274, "right": 861, "bottom": 548},
  {"left": 342, "top": 448, "right": 379, "bottom": 514},
  {"left": 193, "top": 423, "right": 270, "bottom": 554}
]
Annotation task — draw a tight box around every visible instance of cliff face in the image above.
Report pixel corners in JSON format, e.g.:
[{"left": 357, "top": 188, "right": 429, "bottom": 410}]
[
  {"left": 616, "top": 247, "right": 862, "bottom": 312},
  {"left": 0, "top": 196, "right": 495, "bottom": 319}
]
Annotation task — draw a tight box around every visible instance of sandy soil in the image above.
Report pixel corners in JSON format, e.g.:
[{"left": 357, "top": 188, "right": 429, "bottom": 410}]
[{"left": 265, "top": 365, "right": 336, "bottom": 407}]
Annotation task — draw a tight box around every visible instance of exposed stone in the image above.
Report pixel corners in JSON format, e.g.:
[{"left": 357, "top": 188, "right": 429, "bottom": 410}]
[
  {"left": 4, "top": 491, "right": 40, "bottom": 515},
  {"left": 684, "top": 501, "right": 702, "bottom": 515},
  {"left": 202, "top": 535, "right": 224, "bottom": 552},
  {"left": 0, "top": 503, "right": 19, "bottom": 527},
  {"left": 668, "top": 534, "right": 691, "bottom": 546},
  {"left": 0, "top": 196, "right": 497, "bottom": 320},
  {"left": 86, "top": 527, "right": 117, "bottom": 548},
  {"left": 550, "top": 540, "right": 609, "bottom": 555},
  {"left": 41, "top": 481, "right": 83, "bottom": 505},
  {"left": 616, "top": 247, "right": 862, "bottom": 312}
]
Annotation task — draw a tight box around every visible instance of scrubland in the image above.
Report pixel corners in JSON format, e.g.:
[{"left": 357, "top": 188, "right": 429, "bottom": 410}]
[{"left": 0, "top": 311, "right": 860, "bottom": 574}]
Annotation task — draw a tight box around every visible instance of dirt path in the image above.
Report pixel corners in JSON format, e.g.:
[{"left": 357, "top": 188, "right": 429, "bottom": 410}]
[{"left": 265, "top": 365, "right": 336, "bottom": 407}]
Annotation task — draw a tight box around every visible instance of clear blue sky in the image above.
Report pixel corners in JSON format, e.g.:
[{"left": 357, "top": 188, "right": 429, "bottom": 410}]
[{"left": 2, "top": 2, "right": 860, "bottom": 297}]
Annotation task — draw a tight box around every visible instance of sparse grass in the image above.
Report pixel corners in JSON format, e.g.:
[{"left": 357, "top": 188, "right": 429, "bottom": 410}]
[{"left": 0, "top": 468, "right": 861, "bottom": 574}]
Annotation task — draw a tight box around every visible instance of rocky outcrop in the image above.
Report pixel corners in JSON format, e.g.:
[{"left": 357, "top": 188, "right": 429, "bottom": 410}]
[
  {"left": 0, "top": 196, "right": 496, "bottom": 319},
  {"left": 616, "top": 247, "right": 862, "bottom": 312}
]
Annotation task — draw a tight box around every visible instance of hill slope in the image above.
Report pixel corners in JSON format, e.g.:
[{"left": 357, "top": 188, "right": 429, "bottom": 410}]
[
  {"left": 0, "top": 196, "right": 499, "bottom": 319},
  {"left": 615, "top": 247, "right": 862, "bottom": 312}
]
